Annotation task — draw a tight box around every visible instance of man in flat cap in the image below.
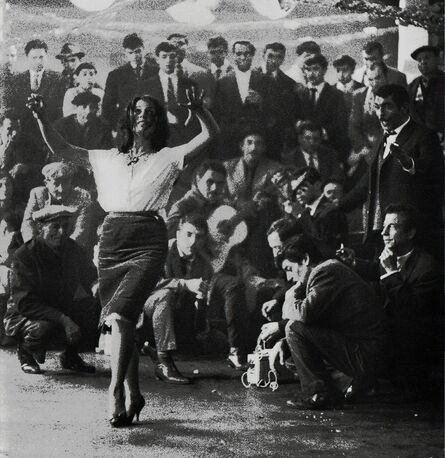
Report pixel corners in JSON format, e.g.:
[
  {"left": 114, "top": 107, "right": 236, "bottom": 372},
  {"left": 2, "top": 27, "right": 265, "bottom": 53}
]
[
  {"left": 408, "top": 45, "right": 444, "bottom": 137},
  {"left": 4, "top": 205, "right": 100, "bottom": 374},
  {"left": 54, "top": 91, "right": 112, "bottom": 150}
]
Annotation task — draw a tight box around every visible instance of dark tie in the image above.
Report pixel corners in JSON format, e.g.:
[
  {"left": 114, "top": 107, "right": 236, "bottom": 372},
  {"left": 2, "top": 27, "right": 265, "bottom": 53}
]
[
  {"left": 215, "top": 68, "right": 222, "bottom": 80},
  {"left": 310, "top": 88, "right": 317, "bottom": 108},
  {"left": 31, "top": 73, "right": 39, "bottom": 92},
  {"left": 167, "top": 77, "right": 177, "bottom": 112},
  {"left": 135, "top": 65, "right": 142, "bottom": 79},
  {"left": 176, "top": 64, "right": 184, "bottom": 78},
  {"left": 307, "top": 154, "right": 316, "bottom": 170}
]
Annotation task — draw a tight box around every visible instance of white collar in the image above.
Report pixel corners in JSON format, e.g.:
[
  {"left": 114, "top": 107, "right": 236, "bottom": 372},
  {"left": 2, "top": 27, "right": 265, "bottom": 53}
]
[
  {"left": 158, "top": 70, "right": 177, "bottom": 82},
  {"left": 336, "top": 80, "right": 354, "bottom": 92},
  {"left": 396, "top": 248, "right": 414, "bottom": 270},
  {"left": 387, "top": 117, "right": 410, "bottom": 137},
  {"left": 305, "top": 194, "right": 324, "bottom": 216},
  {"left": 234, "top": 67, "right": 251, "bottom": 78},
  {"left": 30, "top": 69, "right": 44, "bottom": 76},
  {"left": 307, "top": 81, "right": 325, "bottom": 92}
]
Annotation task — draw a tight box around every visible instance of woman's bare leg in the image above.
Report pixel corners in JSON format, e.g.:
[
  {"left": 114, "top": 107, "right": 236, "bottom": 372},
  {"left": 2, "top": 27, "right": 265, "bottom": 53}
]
[{"left": 108, "top": 318, "right": 135, "bottom": 419}]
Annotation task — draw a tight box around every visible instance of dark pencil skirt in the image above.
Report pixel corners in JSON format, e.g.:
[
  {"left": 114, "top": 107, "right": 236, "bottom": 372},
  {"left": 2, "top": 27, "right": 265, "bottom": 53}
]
[{"left": 98, "top": 212, "right": 168, "bottom": 325}]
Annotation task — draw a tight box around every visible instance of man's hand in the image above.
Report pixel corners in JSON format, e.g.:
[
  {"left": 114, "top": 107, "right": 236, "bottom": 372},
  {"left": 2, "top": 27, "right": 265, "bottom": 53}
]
[
  {"left": 261, "top": 299, "right": 278, "bottom": 320},
  {"left": 379, "top": 246, "right": 398, "bottom": 273},
  {"left": 336, "top": 244, "right": 356, "bottom": 267},
  {"left": 245, "top": 89, "right": 263, "bottom": 106},
  {"left": 268, "top": 338, "right": 286, "bottom": 369},
  {"left": 389, "top": 143, "right": 414, "bottom": 171},
  {"left": 9, "top": 163, "right": 28, "bottom": 178},
  {"left": 60, "top": 316, "right": 81, "bottom": 345},
  {"left": 259, "top": 322, "right": 280, "bottom": 342},
  {"left": 26, "top": 94, "right": 45, "bottom": 120},
  {"left": 184, "top": 278, "right": 208, "bottom": 296}
]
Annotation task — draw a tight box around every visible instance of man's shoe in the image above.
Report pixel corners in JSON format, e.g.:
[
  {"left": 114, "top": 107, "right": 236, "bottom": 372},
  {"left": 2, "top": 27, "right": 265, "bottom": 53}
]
[
  {"left": 344, "top": 381, "right": 378, "bottom": 404},
  {"left": 154, "top": 361, "right": 191, "bottom": 384},
  {"left": 287, "top": 392, "right": 344, "bottom": 410},
  {"left": 21, "top": 362, "right": 42, "bottom": 374},
  {"left": 226, "top": 351, "right": 246, "bottom": 371},
  {"left": 18, "top": 345, "right": 43, "bottom": 374},
  {"left": 60, "top": 352, "right": 96, "bottom": 374}
]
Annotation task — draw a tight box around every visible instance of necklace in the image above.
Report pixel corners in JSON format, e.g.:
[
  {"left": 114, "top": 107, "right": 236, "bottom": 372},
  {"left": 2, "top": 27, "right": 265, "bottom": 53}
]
[{"left": 127, "top": 147, "right": 149, "bottom": 166}]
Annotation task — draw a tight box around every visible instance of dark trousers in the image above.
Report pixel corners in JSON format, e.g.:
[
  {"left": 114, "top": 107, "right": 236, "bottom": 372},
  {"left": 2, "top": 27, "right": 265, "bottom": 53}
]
[
  {"left": 17, "top": 298, "right": 100, "bottom": 360},
  {"left": 208, "top": 273, "right": 245, "bottom": 350},
  {"left": 286, "top": 321, "right": 379, "bottom": 396}
]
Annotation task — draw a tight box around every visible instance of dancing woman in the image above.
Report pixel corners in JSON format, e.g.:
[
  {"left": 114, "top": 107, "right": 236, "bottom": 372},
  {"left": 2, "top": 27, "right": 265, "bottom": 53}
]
[{"left": 27, "top": 89, "right": 219, "bottom": 427}]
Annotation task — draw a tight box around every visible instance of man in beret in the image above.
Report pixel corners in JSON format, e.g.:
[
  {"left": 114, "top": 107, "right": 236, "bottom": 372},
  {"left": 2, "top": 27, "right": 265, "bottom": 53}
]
[
  {"left": 408, "top": 45, "right": 444, "bottom": 137},
  {"left": 4, "top": 205, "right": 100, "bottom": 374},
  {"left": 53, "top": 91, "right": 112, "bottom": 150}
]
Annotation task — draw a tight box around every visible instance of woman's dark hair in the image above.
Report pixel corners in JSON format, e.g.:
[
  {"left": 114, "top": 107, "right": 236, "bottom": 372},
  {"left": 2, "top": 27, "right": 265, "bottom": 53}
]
[{"left": 119, "top": 94, "right": 170, "bottom": 154}]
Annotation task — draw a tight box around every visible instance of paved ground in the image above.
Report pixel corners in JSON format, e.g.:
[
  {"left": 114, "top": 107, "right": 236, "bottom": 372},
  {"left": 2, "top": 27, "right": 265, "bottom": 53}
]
[{"left": 0, "top": 347, "right": 443, "bottom": 457}]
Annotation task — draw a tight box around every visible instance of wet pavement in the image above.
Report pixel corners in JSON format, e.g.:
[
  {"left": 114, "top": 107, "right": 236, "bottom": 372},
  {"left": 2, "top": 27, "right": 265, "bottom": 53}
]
[{"left": 0, "top": 348, "right": 443, "bottom": 457}]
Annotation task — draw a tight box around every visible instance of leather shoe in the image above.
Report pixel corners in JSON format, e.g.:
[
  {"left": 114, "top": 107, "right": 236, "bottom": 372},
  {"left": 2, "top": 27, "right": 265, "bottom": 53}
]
[
  {"left": 21, "top": 362, "right": 42, "bottom": 374},
  {"left": 287, "top": 392, "right": 344, "bottom": 410},
  {"left": 60, "top": 352, "right": 96, "bottom": 373},
  {"left": 154, "top": 361, "right": 191, "bottom": 384},
  {"left": 226, "top": 351, "right": 246, "bottom": 371}
]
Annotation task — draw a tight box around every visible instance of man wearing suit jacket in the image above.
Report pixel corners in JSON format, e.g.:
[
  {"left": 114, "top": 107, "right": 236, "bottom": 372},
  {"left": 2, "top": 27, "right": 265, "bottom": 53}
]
[
  {"left": 8, "top": 40, "right": 62, "bottom": 129},
  {"left": 141, "top": 214, "right": 212, "bottom": 384},
  {"left": 213, "top": 41, "right": 270, "bottom": 160},
  {"left": 259, "top": 234, "right": 389, "bottom": 409},
  {"left": 258, "top": 42, "right": 303, "bottom": 162},
  {"left": 296, "top": 54, "right": 350, "bottom": 165},
  {"left": 338, "top": 204, "right": 443, "bottom": 398},
  {"left": 102, "top": 33, "right": 158, "bottom": 129},
  {"left": 354, "top": 41, "right": 407, "bottom": 88},
  {"left": 290, "top": 120, "right": 343, "bottom": 184},
  {"left": 332, "top": 55, "right": 364, "bottom": 116},
  {"left": 292, "top": 167, "right": 348, "bottom": 256},
  {"left": 408, "top": 45, "right": 444, "bottom": 137},
  {"left": 341, "top": 84, "right": 444, "bottom": 260},
  {"left": 189, "top": 36, "right": 234, "bottom": 111},
  {"left": 348, "top": 63, "right": 387, "bottom": 178},
  {"left": 146, "top": 41, "right": 199, "bottom": 147}
]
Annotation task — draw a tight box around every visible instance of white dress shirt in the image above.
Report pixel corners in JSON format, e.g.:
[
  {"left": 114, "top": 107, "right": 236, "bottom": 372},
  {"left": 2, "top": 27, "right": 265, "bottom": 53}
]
[
  {"left": 88, "top": 146, "right": 186, "bottom": 212},
  {"left": 382, "top": 117, "right": 415, "bottom": 174},
  {"left": 305, "top": 194, "right": 324, "bottom": 216},
  {"left": 158, "top": 71, "right": 179, "bottom": 124},
  {"left": 234, "top": 68, "right": 251, "bottom": 103},
  {"left": 29, "top": 70, "right": 44, "bottom": 91},
  {"left": 301, "top": 150, "right": 319, "bottom": 171}
]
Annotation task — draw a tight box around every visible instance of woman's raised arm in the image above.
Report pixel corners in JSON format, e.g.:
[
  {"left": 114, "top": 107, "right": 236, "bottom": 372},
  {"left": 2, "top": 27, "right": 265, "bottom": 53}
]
[{"left": 27, "top": 95, "right": 89, "bottom": 163}]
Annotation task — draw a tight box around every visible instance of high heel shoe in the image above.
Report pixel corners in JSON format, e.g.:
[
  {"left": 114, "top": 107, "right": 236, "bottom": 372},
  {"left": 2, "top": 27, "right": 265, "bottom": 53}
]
[
  {"left": 109, "top": 412, "right": 130, "bottom": 427},
  {"left": 126, "top": 395, "right": 146, "bottom": 423}
]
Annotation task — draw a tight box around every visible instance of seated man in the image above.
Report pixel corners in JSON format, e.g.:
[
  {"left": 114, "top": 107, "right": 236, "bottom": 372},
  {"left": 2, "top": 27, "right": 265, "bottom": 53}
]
[
  {"left": 167, "top": 160, "right": 227, "bottom": 239},
  {"left": 337, "top": 204, "right": 443, "bottom": 398},
  {"left": 290, "top": 120, "right": 344, "bottom": 184},
  {"left": 292, "top": 167, "right": 348, "bottom": 255},
  {"left": 21, "top": 162, "right": 94, "bottom": 252},
  {"left": 141, "top": 213, "right": 212, "bottom": 384},
  {"left": 260, "top": 234, "right": 389, "bottom": 409},
  {"left": 4, "top": 205, "right": 100, "bottom": 374},
  {"left": 167, "top": 161, "right": 251, "bottom": 368}
]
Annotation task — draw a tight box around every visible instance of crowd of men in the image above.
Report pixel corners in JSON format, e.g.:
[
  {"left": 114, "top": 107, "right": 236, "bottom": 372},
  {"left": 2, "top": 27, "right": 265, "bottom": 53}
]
[{"left": 0, "top": 31, "right": 443, "bottom": 409}]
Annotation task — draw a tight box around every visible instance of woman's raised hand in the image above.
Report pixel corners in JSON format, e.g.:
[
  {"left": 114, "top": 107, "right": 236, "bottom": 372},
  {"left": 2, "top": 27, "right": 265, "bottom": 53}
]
[{"left": 182, "top": 86, "right": 205, "bottom": 111}]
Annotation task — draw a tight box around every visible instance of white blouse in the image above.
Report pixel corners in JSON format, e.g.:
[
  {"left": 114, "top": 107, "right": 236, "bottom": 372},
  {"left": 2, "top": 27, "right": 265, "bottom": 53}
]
[{"left": 88, "top": 146, "right": 185, "bottom": 212}]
